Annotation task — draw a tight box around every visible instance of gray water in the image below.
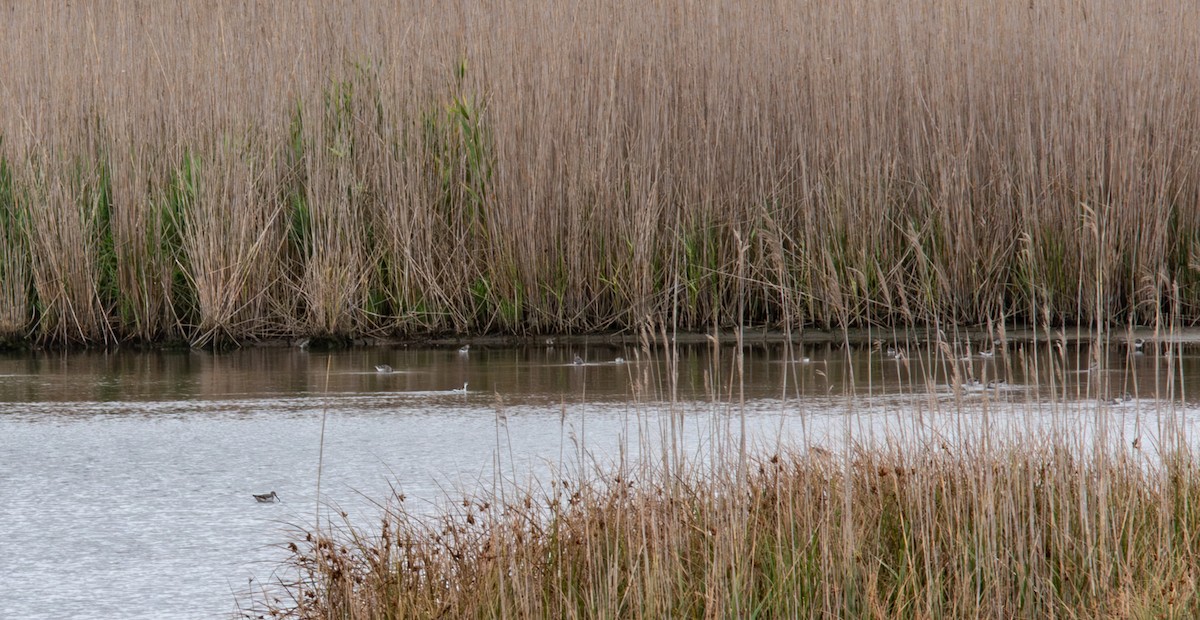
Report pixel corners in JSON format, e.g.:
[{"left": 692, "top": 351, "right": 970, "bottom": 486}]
[{"left": 2, "top": 333, "right": 1198, "bottom": 619}]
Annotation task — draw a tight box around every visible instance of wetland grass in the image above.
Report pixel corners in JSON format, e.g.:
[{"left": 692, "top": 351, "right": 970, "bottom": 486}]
[
  {"left": 1, "top": 1, "right": 1199, "bottom": 345},
  {"left": 250, "top": 432, "right": 1200, "bottom": 618}
]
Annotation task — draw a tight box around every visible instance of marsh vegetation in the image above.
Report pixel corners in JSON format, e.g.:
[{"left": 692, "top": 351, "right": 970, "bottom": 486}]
[
  {"left": 1, "top": 1, "right": 1199, "bottom": 345},
  {"left": 254, "top": 446, "right": 1200, "bottom": 618},
  {"left": 5, "top": 1, "right": 1200, "bottom": 616}
]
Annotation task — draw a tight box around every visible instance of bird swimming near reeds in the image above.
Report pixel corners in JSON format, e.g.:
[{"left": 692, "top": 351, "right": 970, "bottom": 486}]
[
  {"left": 613, "top": 356, "right": 625, "bottom": 364},
  {"left": 1108, "top": 392, "right": 1134, "bottom": 405},
  {"left": 573, "top": 354, "right": 584, "bottom": 365},
  {"left": 253, "top": 491, "right": 280, "bottom": 503},
  {"left": 375, "top": 364, "right": 393, "bottom": 374},
  {"left": 1133, "top": 338, "right": 1145, "bottom": 354},
  {"left": 458, "top": 344, "right": 470, "bottom": 355},
  {"left": 451, "top": 382, "right": 468, "bottom": 394}
]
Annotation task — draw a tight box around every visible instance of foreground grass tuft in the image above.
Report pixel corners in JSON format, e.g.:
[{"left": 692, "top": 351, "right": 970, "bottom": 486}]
[{"left": 249, "top": 444, "right": 1200, "bottom": 619}]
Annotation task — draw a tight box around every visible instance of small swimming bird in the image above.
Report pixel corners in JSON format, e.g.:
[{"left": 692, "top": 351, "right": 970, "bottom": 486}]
[
  {"left": 613, "top": 356, "right": 625, "bottom": 364},
  {"left": 253, "top": 491, "right": 279, "bottom": 503},
  {"left": 451, "top": 382, "right": 468, "bottom": 394},
  {"left": 375, "top": 364, "right": 393, "bottom": 374},
  {"left": 573, "top": 354, "right": 584, "bottom": 365},
  {"left": 1109, "top": 392, "right": 1134, "bottom": 405},
  {"left": 458, "top": 344, "right": 470, "bottom": 354},
  {"left": 1133, "top": 338, "right": 1145, "bottom": 354}
]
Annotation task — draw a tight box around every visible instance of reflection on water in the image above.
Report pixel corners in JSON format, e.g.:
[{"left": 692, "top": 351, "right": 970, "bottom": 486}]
[
  {"left": 0, "top": 333, "right": 1194, "bottom": 408},
  {"left": 0, "top": 332, "right": 1198, "bottom": 619}
]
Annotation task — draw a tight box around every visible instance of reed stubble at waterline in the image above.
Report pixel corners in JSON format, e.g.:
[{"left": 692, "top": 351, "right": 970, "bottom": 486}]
[{"left": 2, "top": 0, "right": 1199, "bottom": 346}]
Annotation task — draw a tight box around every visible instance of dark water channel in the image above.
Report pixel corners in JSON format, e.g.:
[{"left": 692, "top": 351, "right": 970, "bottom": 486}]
[{"left": 1, "top": 332, "right": 1197, "bottom": 618}]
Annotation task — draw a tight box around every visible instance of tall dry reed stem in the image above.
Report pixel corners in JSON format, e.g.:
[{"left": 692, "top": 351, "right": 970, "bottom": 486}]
[
  {"left": 0, "top": 153, "right": 30, "bottom": 337},
  {"left": 109, "top": 134, "right": 180, "bottom": 341},
  {"left": 183, "top": 137, "right": 287, "bottom": 345},
  {"left": 20, "top": 155, "right": 112, "bottom": 344},
  {"left": 297, "top": 117, "right": 374, "bottom": 337}
]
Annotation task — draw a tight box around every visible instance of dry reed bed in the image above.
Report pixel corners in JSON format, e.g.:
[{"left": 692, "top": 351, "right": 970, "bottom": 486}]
[
  {"left": 2, "top": 1, "right": 1199, "bottom": 344},
  {"left": 247, "top": 442, "right": 1200, "bottom": 618}
]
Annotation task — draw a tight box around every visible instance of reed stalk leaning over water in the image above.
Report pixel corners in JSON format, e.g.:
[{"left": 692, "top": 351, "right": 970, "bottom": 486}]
[{"left": 2, "top": 1, "right": 1200, "bottom": 344}]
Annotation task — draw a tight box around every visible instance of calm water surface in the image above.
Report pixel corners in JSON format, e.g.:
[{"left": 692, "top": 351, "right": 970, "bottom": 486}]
[{"left": 2, "top": 334, "right": 1199, "bottom": 619}]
